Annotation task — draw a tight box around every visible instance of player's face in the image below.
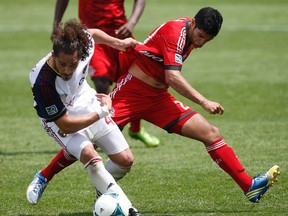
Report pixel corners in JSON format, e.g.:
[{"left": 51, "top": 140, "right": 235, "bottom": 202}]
[
  {"left": 188, "top": 20, "right": 214, "bottom": 48},
  {"left": 54, "top": 51, "right": 80, "bottom": 81}
]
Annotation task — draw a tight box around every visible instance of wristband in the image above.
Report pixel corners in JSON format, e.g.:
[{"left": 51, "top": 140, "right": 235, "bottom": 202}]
[{"left": 95, "top": 106, "right": 110, "bottom": 119}]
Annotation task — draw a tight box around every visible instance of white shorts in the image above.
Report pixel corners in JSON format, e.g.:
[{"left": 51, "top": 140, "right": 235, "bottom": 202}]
[{"left": 41, "top": 116, "right": 129, "bottom": 160}]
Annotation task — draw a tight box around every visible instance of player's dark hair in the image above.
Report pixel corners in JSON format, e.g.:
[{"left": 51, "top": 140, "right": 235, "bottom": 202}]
[
  {"left": 194, "top": 7, "right": 223, "bottom": 36},
  {"left": 52, "top": 19, "right": 92, "bottom": 61}
]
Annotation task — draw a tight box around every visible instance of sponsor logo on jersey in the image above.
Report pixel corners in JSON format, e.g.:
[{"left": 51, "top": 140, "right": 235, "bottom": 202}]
[
  {"left": 175, "top": 54, "right": 182, "bottom": 64},
  {"left": 45, "top": 105, "right": 58, "bottom": 116},
  {"left": 140, "top": 50, "right": 163, "bottom": 62}
]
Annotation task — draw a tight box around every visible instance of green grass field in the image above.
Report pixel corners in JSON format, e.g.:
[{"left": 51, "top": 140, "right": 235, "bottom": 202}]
[{"left": 0, "top": 0, "right": 288, "bottom": 215}]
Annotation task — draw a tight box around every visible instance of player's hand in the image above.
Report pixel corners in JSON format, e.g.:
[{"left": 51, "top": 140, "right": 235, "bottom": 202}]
[
  {"left": 50, "top": 22, "right": 60, "bottom": 42},
  {"left": 200, "top": 99, "right": 224, "bottom": 115},
  {"left": 96, "top": 93, "right": 113, "bottom": 111},
  {"left": 115, "top": 23, "right": 133, "bottom": 39},
  {"left": 50, "top": 32, "right": 57, "bottom": 42},
  {"left": 117, "top": 38, "right": 142, "bottom": 51}
]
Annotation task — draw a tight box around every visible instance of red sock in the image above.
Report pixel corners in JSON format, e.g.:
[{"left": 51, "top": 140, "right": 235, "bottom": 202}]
[
  {"left": 206, "top": 138, "right": 252, "bottom": 192},
  {"left": 41, "top": 149, "right": 77, "bottom": 181},
  {"left": 129, "top": 120, "right": 141, "bottom": 133}
]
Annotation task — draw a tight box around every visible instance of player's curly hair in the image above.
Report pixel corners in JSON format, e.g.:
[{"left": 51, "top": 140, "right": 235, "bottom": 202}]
[
  {"left": 194, "top": 7, "right": 223, "bottom": 36},
  {"left": 52, "top": 19, "right": 92, "bottom": 61}
]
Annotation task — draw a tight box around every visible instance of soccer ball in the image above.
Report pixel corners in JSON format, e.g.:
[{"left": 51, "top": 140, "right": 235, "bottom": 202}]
[{"left": 93, "top": 192, "right": 129, "bottom": 216}]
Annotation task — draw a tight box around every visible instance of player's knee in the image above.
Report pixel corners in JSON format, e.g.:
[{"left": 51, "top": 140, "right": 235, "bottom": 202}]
[
  {"left": 105, "top": 158, "right": 133, "bottom": 181},
  {"left": 208, "top": 125, "right": 221, "bottom": 141},
  {"left": 110, "top": 151, "right": 134, "bottom": 168},
  {"left": 116, "top": 154, "right": 134, "bottom": 168},
  {"left": 80, "top": 144, "right": 99, "bottom": 165}
]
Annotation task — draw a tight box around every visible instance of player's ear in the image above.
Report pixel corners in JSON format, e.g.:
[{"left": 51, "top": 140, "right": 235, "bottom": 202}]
[{"left": 190, "top": 18, "right": 196, "bottom": 28}]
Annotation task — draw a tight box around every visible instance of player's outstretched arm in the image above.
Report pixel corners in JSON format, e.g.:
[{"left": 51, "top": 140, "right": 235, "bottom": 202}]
[
  {"left": 88, "top": 28, "right": 141, "bottom": 51},
  {"left": 51, "top": 0, "right": 70, "bottom": 41},
  {"left": 165, "top": 69, "right": 224, "bottom": 115}
]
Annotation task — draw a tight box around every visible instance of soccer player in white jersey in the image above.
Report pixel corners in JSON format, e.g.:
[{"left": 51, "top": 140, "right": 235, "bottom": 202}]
[{"left": 28, "top": 19, "right": 141, "bottom": 216}]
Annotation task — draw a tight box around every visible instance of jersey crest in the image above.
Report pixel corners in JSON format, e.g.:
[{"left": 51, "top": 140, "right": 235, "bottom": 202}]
[
  {"left": 175, "top": 54, "right": 182, "bottom": 64},
  {"left": 45, "top": 105, "right": 58, "bottom": 116}
]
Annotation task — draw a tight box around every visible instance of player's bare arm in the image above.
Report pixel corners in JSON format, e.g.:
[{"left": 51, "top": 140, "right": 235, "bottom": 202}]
[
  {"left": 165, "top": 69, "right": 224, "bottom": 115},
  {"left": 51, "top": 0, "right": 69, "bottom": 41},
  {"left": 115, "top": 0, "right": 146, "bottom": 39},
  {"left": 88, "top": 29, "right": 141, "bottom": 51},
  {"left": 54, "top": 94, "right": 112, "bottom": 134},
  {"left": 54, "top": 112, "right": 100, "bottom": 134}
]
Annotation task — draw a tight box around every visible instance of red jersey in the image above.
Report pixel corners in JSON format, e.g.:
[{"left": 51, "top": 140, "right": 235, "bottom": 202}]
[
  {"left": 120, "top": 18, "right": 194, "bottom": 88},
  {"left": 78, "top": 0, "right": 127, "bottom": 36}
]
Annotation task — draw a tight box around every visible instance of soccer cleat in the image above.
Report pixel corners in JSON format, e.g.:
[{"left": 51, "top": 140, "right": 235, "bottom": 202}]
[
  {"left": 26, "top": 171, "right": 48, "bottom": 205},
  {"left": 128, "top": 127, "right": 160, "bottom": 147},
  {"left": 129, "top": 207, "right": 142, "bottom": 216},
  {"left": 244, "top": 165, "right": 280, "bottom": 203}
]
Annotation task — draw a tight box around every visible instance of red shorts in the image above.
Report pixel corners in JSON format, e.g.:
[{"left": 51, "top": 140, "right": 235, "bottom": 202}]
[
  {"left": 110, "top": 73, "right": 197, "bottom": 134},
  {"left": 89, "top": 44, "right": 122, "bottom": 82}
]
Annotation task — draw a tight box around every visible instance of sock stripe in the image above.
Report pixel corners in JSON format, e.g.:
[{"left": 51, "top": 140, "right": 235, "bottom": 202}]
[
  {"left": 84, "top": 156, "right": 102, "bottom": 168},
  {"left": 206, "top": 139, "right": 226, "bottom": 152}
]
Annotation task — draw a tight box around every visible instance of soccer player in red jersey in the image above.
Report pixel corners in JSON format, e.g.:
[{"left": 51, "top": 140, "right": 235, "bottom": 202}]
[
  {"left": 111, "top": 7, "right": 280, "bottom": 203},
  {"left": 51, "top": 0, "right": 159, "bottom": 147}
]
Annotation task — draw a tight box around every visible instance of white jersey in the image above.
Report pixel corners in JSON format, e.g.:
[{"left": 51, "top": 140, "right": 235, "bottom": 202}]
[
  {"left": 29, "top": 37, "right": 99, "bottom": 121},
  {"left": 29, "top": 36, "right": 125, "bottom": 157}
]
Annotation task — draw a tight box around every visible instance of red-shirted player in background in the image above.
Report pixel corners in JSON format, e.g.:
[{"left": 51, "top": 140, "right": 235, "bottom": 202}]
[{"left": 51, "top": 0, "right": 159, "bottom": 148}]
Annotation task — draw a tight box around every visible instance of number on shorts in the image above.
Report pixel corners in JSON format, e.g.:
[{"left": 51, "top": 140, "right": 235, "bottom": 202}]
[{"left": 174, "top": 100, "right": 189, "bottom": 110}]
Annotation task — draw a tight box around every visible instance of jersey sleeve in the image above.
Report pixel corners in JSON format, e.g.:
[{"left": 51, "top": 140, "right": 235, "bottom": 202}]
[
  {"left": 32, "top": 83, "right": 67, "bottom": 122},
  {"left": 159, "top": 24, "right": 186, "bottom": 71}
]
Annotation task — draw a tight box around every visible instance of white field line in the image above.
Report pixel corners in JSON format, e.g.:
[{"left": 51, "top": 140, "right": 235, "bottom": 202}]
[{"left": 0, "top": 24, "right": 288, "bottom": 32}]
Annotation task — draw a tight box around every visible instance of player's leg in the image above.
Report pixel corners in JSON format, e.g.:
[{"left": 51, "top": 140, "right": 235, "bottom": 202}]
[
  {"left": 26, "top": 119, "right": 80, "bottom": 205},
  {"left": 84, "top": 153, "right": 140, "bottom": 215},
  {"left": 142, "top": 89, "right": 280, "bottom": 203},
  {"left": 93, "top": 127, "right": 134, "bottom": 181},
  {"left": 66, "top": 132, "right": 141, "bottom": 214},
  {"left": 111, "top": 73, "right": 161, "bottom": 148},
  {"left": 67, "top": 135, "right": 129, "bottom": 202},
  {"left": 41, "top": 148, "right": 76, "bottom": 181},
  {"left": 89, "top": 44, "right": 113, "bottom": 94},
  {"left": 179, "top": 114, "right": 253, "bottom": 190},
  {"left": 26, "top": 149, "right": 75, "bottom": 205},
  {"left": 179, "top": 113, "right": 280, "bottom": 203},
  {"left": 128, "top": 120, "right": 160, "bottom": 147}
]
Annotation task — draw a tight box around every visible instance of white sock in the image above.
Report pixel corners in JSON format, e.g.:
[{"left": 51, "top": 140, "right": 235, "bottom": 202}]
[
  {"left": 86, "top": 159, "right": 132, "bottom": 206},
  {"left": 105, "top": 159, "right": 131, "bottom": 181}
]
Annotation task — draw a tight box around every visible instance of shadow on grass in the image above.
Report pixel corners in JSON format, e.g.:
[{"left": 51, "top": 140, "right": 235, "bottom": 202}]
[
  {"left": 139, "top": 208, "right": 282, "bottom": 215},
  {"left": 0, "top": 150, "right": 59, "bottom": 156},
  {"left": 22, "top": 208, "right": 264, "bottom": 216},
  {"left": 58, "top": 213, "right": 92, "bottom": 216},
  {"left": 18, "top": 214, "right": 91, "bottom": 216}
]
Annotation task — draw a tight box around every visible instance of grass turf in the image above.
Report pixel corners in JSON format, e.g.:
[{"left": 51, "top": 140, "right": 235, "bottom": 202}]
[{"left": 0, "top": 0, "right": 287, "bottom": 215}]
